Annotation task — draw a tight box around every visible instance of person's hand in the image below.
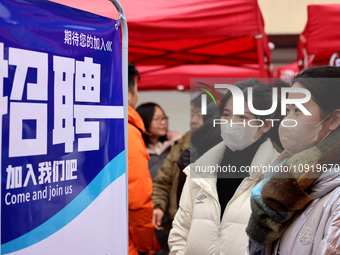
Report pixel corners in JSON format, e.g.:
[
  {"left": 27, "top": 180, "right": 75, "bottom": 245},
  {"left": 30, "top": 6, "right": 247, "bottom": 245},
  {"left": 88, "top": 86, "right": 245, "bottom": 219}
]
[{"left": 152, "top": 208, "right": 164, "bottom": 231}]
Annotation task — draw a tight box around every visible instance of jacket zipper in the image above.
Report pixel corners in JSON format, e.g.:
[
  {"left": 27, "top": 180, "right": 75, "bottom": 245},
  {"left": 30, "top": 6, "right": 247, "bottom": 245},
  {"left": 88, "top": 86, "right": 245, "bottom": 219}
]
[
  {"left": 276, "top": 238, "right": 281, "bottom": 255},
  {"left": 216, "top": 225, "right": 221, "bottom": 255},
  {"left": 215, "top": 201, "right": 222, "bottom": 255},
  {"left": 275, "top": 219, "right": 292, "bottom": 255}
]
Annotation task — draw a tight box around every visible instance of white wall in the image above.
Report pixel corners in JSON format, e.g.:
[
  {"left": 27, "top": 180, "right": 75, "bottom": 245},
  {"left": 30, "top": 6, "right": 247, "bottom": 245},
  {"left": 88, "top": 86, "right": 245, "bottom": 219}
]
[
  {"left": 258, "top": 0, "right": 340, "bottom": 34},
  {"left": 137, "top": 90, "right": 192, "bottom": 135}
]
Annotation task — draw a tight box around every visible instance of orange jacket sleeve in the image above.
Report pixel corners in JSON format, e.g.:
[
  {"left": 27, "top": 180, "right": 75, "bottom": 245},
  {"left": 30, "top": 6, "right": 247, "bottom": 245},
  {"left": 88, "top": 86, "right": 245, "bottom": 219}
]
[{"left": 128, "top": 123, "right": 155, "bottom": 253}]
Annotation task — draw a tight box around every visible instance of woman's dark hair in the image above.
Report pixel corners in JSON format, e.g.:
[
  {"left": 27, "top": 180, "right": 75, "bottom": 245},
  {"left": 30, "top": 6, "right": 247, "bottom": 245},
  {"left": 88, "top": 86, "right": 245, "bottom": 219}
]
[
  {"left": 292, "top": 66, "right": 340, "bottom": 116},
  {"left": 136, "top": 102, "right": 168, "bottom": 147},
  {"left": 219, "top": 78, "right": 277, "bottom": 120},
  {"left": 128, "top": 62, "right": 140, "bottom": 94},
  {"left": 219, "top": 78, "right": 279, "bottom": 141}
]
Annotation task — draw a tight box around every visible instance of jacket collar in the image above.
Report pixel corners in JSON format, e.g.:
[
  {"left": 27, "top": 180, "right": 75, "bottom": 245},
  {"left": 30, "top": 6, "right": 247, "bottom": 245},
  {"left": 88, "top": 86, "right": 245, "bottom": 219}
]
[
  {"left": 310, "top": 169, "right": 340, "bottom": 199},
  {"left": 250, "top": 139, "right": 281, "bottom": 178},
  {"left": 128, "top": 105, "right": 146, "bottom": 133},
  {"left": 184, "top": 139, "right": 279, "bottom": 198},
  {"left": 184, "top": 142, "right": 226, "bottom": 199}
]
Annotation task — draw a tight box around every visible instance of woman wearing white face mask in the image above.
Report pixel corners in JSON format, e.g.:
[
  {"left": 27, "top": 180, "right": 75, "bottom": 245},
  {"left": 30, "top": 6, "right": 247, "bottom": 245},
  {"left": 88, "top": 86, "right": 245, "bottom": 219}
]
[
  {"left": 168, "top": 79, "right": 282, "bottom": 255},
  {"left": 246, "top": 66, "right": 340, "bottom": 255}
]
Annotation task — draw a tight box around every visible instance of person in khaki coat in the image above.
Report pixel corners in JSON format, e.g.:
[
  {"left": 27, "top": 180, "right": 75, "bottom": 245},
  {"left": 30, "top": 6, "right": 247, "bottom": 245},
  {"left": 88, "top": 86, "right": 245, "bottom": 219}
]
[
  {"left": 152, "top": 131, "right": 191, "bottom": 223},
  {"left": 152, "top": 96, "right": 205, "bottom": 230}
]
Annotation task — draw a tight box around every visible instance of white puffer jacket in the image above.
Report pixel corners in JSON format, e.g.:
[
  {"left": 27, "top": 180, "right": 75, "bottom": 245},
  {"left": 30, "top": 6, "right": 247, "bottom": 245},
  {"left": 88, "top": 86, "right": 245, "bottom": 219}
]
[
  {"left": 269, "top": 170, "right": 340, "bottom": 255},
  {"left": 168, "top": 139, "right": 279, "bottom": 255}
]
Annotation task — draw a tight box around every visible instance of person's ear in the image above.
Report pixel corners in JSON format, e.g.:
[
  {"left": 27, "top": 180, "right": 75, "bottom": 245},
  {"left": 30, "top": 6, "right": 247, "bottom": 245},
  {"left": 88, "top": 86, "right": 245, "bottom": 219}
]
[
  {"left": 327, "top": 109, "right": 340, "bottom": 131},
  {"left": 128, "top": 88, "right": 132, "bottom": 102},
  {"left": 261, "top": 120, "right": 272, "bottom": 134}
]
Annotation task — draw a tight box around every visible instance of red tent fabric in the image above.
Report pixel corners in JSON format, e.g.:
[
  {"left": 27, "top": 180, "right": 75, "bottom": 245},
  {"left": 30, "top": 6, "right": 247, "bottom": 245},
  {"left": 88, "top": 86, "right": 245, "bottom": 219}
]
[
  {"left": 138, "top": 64, "right": 264, "bottom": 90},
  {"left": 51, "top": 0, "right": 272, "bottom": 90},
  {"left": 275, "top": 61, "right": 299, "bottom": 80},
  {"left": 297, "top": 4, "right": 340, "bottom": 70}
]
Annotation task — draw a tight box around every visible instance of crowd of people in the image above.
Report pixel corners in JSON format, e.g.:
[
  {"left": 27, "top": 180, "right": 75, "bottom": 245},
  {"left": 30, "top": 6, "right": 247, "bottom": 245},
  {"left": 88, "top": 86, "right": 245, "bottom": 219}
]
[{"left": 127, "top": 62, "right": 340, "bottom": 255}]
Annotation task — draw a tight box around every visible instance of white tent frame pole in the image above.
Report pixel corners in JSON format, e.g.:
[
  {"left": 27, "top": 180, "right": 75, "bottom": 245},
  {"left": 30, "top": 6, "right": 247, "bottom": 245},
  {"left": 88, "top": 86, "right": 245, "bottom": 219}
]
[{"left": 109, "top": 1, "right": 129, "bottom": 254}]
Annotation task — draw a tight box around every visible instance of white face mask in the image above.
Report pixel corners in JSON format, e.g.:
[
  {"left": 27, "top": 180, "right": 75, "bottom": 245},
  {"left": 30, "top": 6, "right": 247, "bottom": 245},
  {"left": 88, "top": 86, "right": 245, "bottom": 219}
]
[
  {"left": 220, "top": 122, "right": 259, "bottom": 151},
  {"left": 279, "top": 117, "right": 328, "bottom": 154}
]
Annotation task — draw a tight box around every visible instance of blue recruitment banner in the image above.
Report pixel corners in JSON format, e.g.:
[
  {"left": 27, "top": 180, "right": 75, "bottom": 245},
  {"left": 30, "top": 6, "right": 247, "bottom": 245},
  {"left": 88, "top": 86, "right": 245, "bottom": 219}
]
[{"left": 0, "top": 0, "right": 127, "bottom": 254}]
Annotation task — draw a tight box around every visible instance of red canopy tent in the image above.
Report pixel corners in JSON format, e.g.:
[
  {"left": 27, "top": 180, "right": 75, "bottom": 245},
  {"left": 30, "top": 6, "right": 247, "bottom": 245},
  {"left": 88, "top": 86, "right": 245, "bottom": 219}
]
[
  {"left": 274, "top": 4, "right": 340, "bottom": 79},
  {"left": 51, "top": 0, "right": 272, "bottom": 90},
  {"left": 139, "top": 64, "right": 264, "bottom": 90},
  {"left": 297, "top": 4, "right": 340, "bottom": 70}
]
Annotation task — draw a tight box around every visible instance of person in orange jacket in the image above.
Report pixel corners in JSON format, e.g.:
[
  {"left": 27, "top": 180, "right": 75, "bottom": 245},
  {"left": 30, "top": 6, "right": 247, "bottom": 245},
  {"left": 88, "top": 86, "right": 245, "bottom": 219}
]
[{"left": 128, "top": 62, "right": 159, "bottom": 255}]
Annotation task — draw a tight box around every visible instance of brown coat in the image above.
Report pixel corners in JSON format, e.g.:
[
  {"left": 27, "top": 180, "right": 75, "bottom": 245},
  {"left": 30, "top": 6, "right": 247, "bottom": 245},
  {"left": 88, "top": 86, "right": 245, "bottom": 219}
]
[{"left": 152, "top": 131, "right": 191, "bottom": 220}]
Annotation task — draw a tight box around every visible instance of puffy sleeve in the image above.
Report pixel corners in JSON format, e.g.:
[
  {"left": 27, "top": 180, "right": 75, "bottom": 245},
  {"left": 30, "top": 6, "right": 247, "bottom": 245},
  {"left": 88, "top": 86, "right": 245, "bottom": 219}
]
[
  {"left": 168, "top": 170, "right": 193, "bottom": 255},
  {"left": 316, "top": 194, "right": 340, "bottom": 255}
]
